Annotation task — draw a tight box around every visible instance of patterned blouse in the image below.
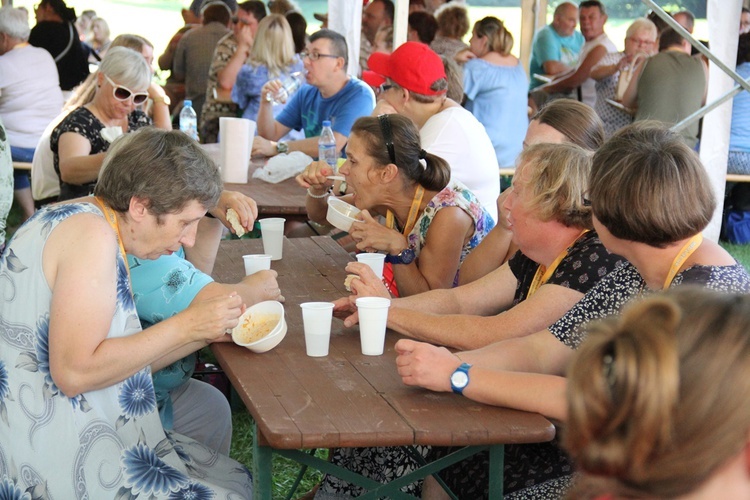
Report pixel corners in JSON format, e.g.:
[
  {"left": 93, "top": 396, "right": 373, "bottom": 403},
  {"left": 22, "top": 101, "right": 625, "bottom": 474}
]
[
  {"left": 508, "top": 231, "right": 624, "bottom": 305},
  {"left": 593, "top": 51, "right": 634, "bottom": 138},
  {"left": 409, "top": 179, "right": 495, "bottom": 285},
  {"left": 200, "top": 32, "right": 240, "bottom": 144},
  {"left": 550, "top": 261, "right": 750, "bottom": 348},
  {"left": 50, "top": 106, "right": 151, "bottom": 201}
]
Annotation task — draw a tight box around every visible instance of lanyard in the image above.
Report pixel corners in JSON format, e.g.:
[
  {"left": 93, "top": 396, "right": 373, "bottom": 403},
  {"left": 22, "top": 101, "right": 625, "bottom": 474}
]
[
  {"left": 528, "top": 230, "right": 589, "bottom": 297},
  {"left": 385, "top": 185, "right": 425, "bottom": 236},
  {"left": 662, "top": 234, "right": 703, "bottom": 289},
  {"left": 94, "top": 196, "right": 131, "bottom": 283}
]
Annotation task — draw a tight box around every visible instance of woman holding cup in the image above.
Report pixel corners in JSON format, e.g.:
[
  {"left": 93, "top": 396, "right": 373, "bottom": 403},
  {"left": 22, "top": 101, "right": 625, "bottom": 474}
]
[{"left": 296, "top": 114, "right": 494, "bottom": 297}]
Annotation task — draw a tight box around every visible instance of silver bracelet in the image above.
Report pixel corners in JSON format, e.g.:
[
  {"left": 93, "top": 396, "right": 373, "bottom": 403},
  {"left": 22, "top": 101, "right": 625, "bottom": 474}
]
[{"left": 307, "top": 187, "right": 331, "bottom": 199}]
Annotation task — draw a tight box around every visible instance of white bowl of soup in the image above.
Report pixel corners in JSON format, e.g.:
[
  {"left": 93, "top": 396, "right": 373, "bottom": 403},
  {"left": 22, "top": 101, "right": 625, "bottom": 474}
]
[
  {"left": 326, "top": 197, "right": 361, "bottom": 232},
  {"left": 232, "top": 301, "right": 286, "bottom": 353}
]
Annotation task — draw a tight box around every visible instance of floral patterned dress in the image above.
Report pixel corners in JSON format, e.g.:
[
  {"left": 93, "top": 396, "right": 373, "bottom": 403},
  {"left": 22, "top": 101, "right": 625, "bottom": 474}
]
[{"left": 0, "top": 203, "right": 252, "bottom": 499}]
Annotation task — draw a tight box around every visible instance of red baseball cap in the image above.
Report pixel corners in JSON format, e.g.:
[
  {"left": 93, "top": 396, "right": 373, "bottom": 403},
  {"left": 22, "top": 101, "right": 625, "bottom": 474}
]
[
  {"left": 367, "top": 42, "right": 447, "bottom": 96},
  {"left": 362, "top": 70, "right": 386, "bottom": 89}
]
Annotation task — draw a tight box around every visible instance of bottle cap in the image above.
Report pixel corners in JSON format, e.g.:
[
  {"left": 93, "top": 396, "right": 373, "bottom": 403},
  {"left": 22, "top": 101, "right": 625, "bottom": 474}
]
[
  {"left": 322, "top": 120, "right": 331, "bottom": 127},
  {"left": 184, "top": 100, "right": 192, "bottom": 107}
]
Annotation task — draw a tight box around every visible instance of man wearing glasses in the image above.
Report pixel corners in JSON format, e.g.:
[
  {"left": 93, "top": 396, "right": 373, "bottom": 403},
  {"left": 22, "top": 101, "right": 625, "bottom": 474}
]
[{"left": 252, "top": 29, "right": 375, "bottom": 158}]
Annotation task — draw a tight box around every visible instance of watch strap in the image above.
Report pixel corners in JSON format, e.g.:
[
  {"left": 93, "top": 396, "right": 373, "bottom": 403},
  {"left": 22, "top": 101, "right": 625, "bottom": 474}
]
[
  {"left": 450, "top": 362, "right": 472, "bottom": 394},
  {"left": 385, "top": 247, "right": 415, "bottom": 265}
]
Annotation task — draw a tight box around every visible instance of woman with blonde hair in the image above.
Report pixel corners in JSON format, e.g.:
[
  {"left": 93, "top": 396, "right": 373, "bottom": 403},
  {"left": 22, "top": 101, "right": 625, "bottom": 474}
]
[
  {"left": 461, "top": 16, "right": 528, "bottom": 168},
  {"left": 90, "top": 17, "right": 111, "bottom": 57},
  {"left": 565, "top": 288, "right": 750, "bottom": 499},
  {"left": 231, "top": 13, "right": 303, "bottom": 122},
  {"left": 458, "top": 99, "right": 605, "bottom": 284}
]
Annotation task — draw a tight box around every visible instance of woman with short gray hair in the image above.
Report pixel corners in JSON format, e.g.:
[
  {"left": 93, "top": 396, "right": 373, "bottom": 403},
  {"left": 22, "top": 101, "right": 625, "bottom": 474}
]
[
  {"left": 51, "top": 46, "right": 154, "bottom": 201},
  {"left": 0, "top": 127, "right": 253, "bottom": 498}
]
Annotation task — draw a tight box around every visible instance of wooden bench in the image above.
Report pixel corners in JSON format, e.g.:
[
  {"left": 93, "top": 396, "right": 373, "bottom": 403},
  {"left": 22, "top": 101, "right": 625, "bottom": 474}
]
[{"left": 13, "top": 161, "right": 32, "bottom": 171}]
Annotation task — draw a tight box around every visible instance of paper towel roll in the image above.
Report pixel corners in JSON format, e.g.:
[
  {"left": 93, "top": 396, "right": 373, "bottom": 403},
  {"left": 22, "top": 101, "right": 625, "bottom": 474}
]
[{"left": 219, "top": 117, "right": 255, "bottom": 184}]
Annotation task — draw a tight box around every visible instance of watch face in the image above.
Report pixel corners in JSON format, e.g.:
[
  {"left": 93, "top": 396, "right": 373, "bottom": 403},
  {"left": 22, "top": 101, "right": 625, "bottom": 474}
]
[
  {"left": 451, "top": 371, "right": 469, "bottom": 388},
  {"left": 400, "top": 247, "right": 416, "bottom": 264}
]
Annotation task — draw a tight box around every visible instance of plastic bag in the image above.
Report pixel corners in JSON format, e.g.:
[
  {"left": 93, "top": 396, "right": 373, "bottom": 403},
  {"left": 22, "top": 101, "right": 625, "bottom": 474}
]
[{"left": 252, "top": 151, "right": 313, "bottom": 184}]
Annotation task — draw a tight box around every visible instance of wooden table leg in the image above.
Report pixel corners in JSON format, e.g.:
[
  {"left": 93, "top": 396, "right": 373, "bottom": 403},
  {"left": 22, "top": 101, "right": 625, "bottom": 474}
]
[{"left": 252, "top": 422, "right": 273, "bottom": 500}]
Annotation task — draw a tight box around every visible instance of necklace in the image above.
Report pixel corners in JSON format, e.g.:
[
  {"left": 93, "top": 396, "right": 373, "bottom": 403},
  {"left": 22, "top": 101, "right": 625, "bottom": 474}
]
[
  {"left": 385, "top": 185, "right": 425, "bottom": 236},
  {"left": 94, "top": 197, "right": 132, "bottom": 283},
  {"left": 527, "top": 230, "right": 590, "bottom": 297}
]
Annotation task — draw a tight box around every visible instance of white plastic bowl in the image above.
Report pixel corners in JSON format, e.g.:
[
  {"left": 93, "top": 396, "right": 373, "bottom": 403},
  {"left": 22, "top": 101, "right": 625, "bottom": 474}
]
[
  {"left": 232, "top": 301, "right": 287, "bottom": 353},
  {"left": 326, "top": 197, "right": 361, "bottom": 232}
]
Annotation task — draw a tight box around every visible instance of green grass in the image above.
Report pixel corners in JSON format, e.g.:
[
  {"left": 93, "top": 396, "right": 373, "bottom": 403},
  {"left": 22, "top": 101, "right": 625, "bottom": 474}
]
[{"left": 230, "top": 411, "right": 328, "bottom": 499}]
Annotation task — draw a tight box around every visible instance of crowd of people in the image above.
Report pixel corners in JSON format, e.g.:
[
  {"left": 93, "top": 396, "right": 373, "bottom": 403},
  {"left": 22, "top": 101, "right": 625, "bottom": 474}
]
[{"left": 1, "top": 0, "right": 750, "bottom": 499}]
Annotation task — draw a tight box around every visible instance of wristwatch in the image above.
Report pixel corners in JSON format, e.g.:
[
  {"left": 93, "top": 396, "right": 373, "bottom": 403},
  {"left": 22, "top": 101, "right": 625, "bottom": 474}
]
[
  {"left": 450, "top": 362, "right": 472, "bottom": 394},
  {"left": 276, "top": 141, "right": 289, "bottom": 154},
  {"left": 385, "top": 247, "right": 416, "bottom": 265},
  {"left": 153, "top": 95, "right": 171, "bottom": 106}
]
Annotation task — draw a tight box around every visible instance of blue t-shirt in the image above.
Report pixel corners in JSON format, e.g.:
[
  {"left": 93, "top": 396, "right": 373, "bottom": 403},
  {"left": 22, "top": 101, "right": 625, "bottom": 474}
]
[
  {"left": 529, "top": 24, "right": 584, "bottom": 90},
  {"left": 231, "top": 56, "right": 305, "bottom": 122},
  {"left": 128, "top": 248, "right": 214, "bottom": 429},
  {"left": 275, "top": 77, "right": 375, "bottom": 138},
  {"left": 464, "top": 59, "right": 528, "bottom": 167},
  {"left": 730, "top": 62, "right": 750, "bottom": 152}
]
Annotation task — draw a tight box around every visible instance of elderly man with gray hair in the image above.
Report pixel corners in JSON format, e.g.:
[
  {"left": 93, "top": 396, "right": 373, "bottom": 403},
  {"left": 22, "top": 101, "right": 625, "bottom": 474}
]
[{"left": 0, "top": 5, "right": 64, "bottom": 222}]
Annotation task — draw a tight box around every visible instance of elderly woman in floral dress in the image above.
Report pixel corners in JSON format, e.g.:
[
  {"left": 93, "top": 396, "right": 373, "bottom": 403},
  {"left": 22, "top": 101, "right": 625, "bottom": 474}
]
[{"left": 0, "top": 127, "right": 253, "bottom": 498}]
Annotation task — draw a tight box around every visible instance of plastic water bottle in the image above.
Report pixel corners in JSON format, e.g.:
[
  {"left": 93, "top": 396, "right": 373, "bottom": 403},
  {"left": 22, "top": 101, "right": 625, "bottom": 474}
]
[
  {"left": 266, "top": 72, "right": 305, "bottom": 104},
  {"left": 318, "top": 120, "right": 337, "bottom": 169},
  {"left": 179, "top": 99, "right": 198, "bottom": 141}
]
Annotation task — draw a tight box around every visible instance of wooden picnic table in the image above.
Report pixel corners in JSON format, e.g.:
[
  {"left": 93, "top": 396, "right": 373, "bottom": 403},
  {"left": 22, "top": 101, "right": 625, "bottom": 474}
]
[
  {"left": 202, "top": 143, "right": 309, "bottom": 224},
  {"left": 211, "top": 237, "right": 556, "bottom": 499}
]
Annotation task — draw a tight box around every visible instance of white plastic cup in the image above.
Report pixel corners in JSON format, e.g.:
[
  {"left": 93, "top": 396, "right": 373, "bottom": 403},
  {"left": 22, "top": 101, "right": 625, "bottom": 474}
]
[
  {"left": 356, "top": 253, "right": 386, "bottom": 279},
  {"left": 219, "top": 117, "right": 255, "bottom": 183},
  {"left": 243, "top": 254, "right": 272, "bottom": 275},
  {"left": 259, "top": 218, "right": 285, "bottom": 260},
  {"left": 356, "top": 297, "right": 391, "bottom": 356},
  {"left": 300, "top": 302, "right": 334, "bottom": 357}
]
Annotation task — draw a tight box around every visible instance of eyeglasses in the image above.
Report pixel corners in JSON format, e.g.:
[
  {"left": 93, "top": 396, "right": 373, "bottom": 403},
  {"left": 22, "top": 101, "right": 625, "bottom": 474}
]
[
  {"left": 104, "top": 74, "right": 149, "bottom": 105},
  {"left": 377, "top": 83, "right": 394, "bottom": 95},
  {"left": 626, "top": 37, "right": 654, "bottom": 47},
  {"left": 232, "top": 15, "right": 250, "bottom": 25},
  {"left": 301, "top": 51, "right": 340, "bottom": 62}
]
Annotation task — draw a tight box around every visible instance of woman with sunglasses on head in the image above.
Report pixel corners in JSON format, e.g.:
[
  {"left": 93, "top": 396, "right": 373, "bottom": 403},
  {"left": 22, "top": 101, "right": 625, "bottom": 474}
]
[
  {"left": 51, "top": 46, "right": 155, "bottom": 202},
  {"left": 298, "top": 113, "right": 494, "bottom": 297}
]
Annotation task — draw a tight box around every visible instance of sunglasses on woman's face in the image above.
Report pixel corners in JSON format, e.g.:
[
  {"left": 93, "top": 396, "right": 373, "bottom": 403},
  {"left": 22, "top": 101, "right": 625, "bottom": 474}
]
[{"left": 104, "top": 74, "right": 149, "bottom": 105}]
